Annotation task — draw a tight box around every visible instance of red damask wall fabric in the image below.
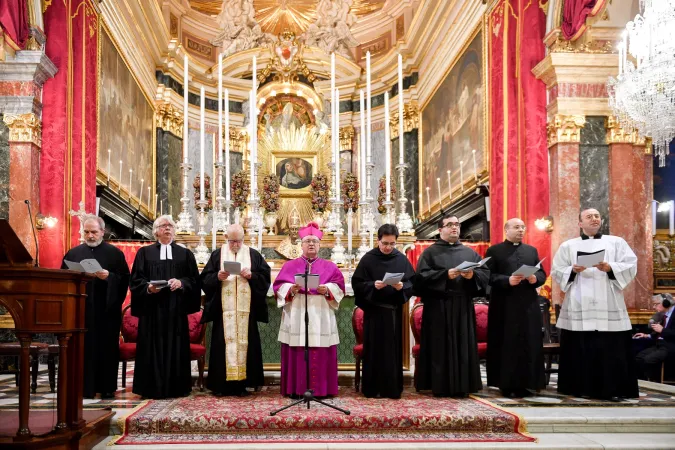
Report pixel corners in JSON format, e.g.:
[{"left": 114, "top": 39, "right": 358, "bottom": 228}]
[
  {"left": 488, "top": 0, "right": 551, "bottom": 274},
  {"left": 0, "top": 0, "right": 29, "bottom": 48},
  {"left": 405, "top": 241, "right": 489, "bottom": 270},
  {"left": 561, "top": 0, "right": 602, "bottom": 41}
]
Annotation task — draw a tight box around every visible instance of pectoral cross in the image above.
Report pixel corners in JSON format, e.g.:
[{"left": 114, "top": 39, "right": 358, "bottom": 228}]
[{"left": 69, "top": 201, "right": 89, "bottom": 244}]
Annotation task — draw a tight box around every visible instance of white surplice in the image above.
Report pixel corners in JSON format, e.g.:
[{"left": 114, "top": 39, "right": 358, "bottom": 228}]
[{"left": 552, "top": 235, "right": 637, "bottom": 332}]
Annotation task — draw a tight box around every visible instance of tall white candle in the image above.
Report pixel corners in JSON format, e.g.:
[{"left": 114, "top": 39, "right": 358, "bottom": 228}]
[
  {"left": 218, "top": 53, "right": 223, "bottom": 164},
  {"left": 384, "top": 92, "right": 391, "bottom": 202},
  {"left": 436, "top": 178, "right": 442, "bottom": 207},
  {"left": 249, "top": 90, "right": 255, "bottom": 199},
  {"left": 622, "top": 32, "right": 628, "bottom": 73},
  {"left": 472, "top": 149, "right": 478, "bottom": 182},
  {"left": 411, "top": 199, "right": 415, "bottom": 220},
  {"left": 212, "top": 219, "right": 217, "bottom": 251},
  {"left": 426, "top": 186, "right": 431, "bottom": 212},
  {"left": 128, "top": 169, "right": 133, "bottom": 199},
  {"left": 460, "top": 160, "right": 464, "bottom": 191},
  {"left": 366, "top": 51, "right": 372, "bottom": 163},
  {"left": 670, "top": 200, "right": 674, "bottom": 236},
  {"left": 398, "top": 54, "right": 404, "bottom": 165},
  {"left": 347, "top": 211, "right": 353, "bottom": 253},
  {"left": 252, "top": 56, "right": 257, "bottom": 95},
  {"left": 447, "top": 170, "right": 452, "bottom": 200},
  {"left": 118, "top": 160, "right": 123, "bottom": 193},
  {"left": 419, "top": 192, "right": 423, "bottom": 215},
  {"left": 652, "top": 200, "right": 657, "bottom": 236},
  {"left": 170, "top": 205, "right": 173, "bottom": 217},
  {"left": 257, "top": 216, "right": 262, "bottom": 250},
  {"left": 200, "top": 86, "right": 205, "bottom": 201},
  {"left": 107, "top": 149, "right": 111, "bottom": 185},
  {"left": 360, "top": 90, "right": 366, "bottom": 199},
  {"left": 147, "top": 186, "right": 150, "bottom": 209},
  {"left": 183, "top": 54, "right": 189, "bottom": 163},
  {"left": 369, "top": 226, "right": 373, "bottom": 248},
  {"left": 139, "top": 178, "right": 144, "bottom": 205},
  {"left": 335, "top": 88, "right": 340, "bottom": 199},
  {"left": 225, "top": 88, "right": 231, "bottom": 201},
  {"left": 155, "top": 193, "right": 158, "bottom": 215},
  {"left": 160, "top": 200, "right": 163, "bottom": 216}
]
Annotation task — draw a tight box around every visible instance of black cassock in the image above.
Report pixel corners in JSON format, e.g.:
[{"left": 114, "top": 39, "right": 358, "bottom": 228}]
[
  {"left": 414, "top": 240, "right": 489, "bottom": 396},
  {"left": 129, "top": 242, "right": 200, "bottom": 399},
  {"left": 353, "top": 248, "right": 415, "bottom": 399},
  {"left": 485, "top": 241, "right": 546, "bottom": 392},
  {"left": 200, "top": 247, "right": 271, "bottom": 395},
  {"left": 61, "top": 242, "right": 129, "bottom": 398}
]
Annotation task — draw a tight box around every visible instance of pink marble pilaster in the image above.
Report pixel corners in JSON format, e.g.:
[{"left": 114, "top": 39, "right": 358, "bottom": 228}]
[{"left": 8, "top": 141, "right": 41, "bottom": 259}]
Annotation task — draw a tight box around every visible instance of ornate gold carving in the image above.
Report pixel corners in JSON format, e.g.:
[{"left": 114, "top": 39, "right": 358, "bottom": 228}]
[
  {"left": 547, "top": 114, "right": 585, "bottom": 147},
  {"left": 390, "top": 102, "right": 420, "bottom": 139},
  {"left": 550, "top": 37, "right": 615, "bottom": 54},
  {"left": 339, "top": 125, "right": 354, "bottom": 151},
  {"left": 227, "top": 127, "right": 249, "bottom": 153},
  {"left": 156, "top": 103, "right": 184, "bottom": 138},
  {"left": 3, "top": 113, "right": 42, "bottom": 147},
  {"left": 170, "top": 13, "right": 178, "bottom": 38},
  {"left": 605, "top": 115, "right": 638, "bottom": 144},
  {"left": 276, "top": 236, "right": 302, "bottom": 260},
  {"left": 25, "top": 35, "right": 41, "bottom": 50},
  {"left": 259, "top": 31, "right": 317, "bottom": 85},
  {"left": 42, "top": 0, "right": 53, "bottom": 13}
]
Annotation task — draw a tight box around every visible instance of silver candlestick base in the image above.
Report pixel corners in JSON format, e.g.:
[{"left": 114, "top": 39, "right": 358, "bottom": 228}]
[
  {"left": 395, "top": 162, "right": 414, "bottom": 234},
  {"left": 326, "top": 200, "right": 344, "bottom": 234},
  {"left": 193, "top": 200, "right": 211, "bottom": 265},
  {"left": 175, "top": 162, "right": 195, "bottom": 234},
  {"left": 331, "top": 229, "right": 346, "bottom": 266},
  {"left": 213, "top": 162, "right": 230, "bottom": 232},
  {"left": 382, "top": 201, "right": 395, "bottom": 226},
  {"left": 356, "top": 200, "right": 371, "bottom": 261}
]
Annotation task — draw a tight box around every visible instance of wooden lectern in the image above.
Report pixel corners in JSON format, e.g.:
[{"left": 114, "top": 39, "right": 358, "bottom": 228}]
[{"left": 0, "top": 220, "right": 113, "bottom": 448}]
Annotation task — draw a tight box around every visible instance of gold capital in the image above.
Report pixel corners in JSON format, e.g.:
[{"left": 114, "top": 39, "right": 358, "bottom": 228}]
[
  {"left": 390, "top": 102, "right": 420, "bottom": 139},
  {"left": 225, "top": 127, "right": 249, "bottom": 153},
  {"left": 156, "top": 103, "right": 184, "bottom": 138},
  {"left": 605, "top": 115, "right": 639, "bottom": 144},
  {"left": 547, "top": 114, "right": 585, "bottom": 147},
  {"left": 3, "top": 113, "right": 42, "bottom": 147},
  {"left": 339, "top": 125, "right": 354, "bottom": 151}
]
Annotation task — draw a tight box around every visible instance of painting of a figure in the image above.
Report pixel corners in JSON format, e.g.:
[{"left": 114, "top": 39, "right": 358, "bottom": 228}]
[
  {"left": 276, "top": 158, "right": 312, "bottom": 189},
  {"left": 99, "top": 29, "right": 154, "bottom": 208},
  {"left": 421, "top": 29, "right": 484, "bottom": 208}
]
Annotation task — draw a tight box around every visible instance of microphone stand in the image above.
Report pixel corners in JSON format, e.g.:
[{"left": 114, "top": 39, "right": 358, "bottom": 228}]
[{"left": 270, "top": 259, "right": 350, "bottom": 416}]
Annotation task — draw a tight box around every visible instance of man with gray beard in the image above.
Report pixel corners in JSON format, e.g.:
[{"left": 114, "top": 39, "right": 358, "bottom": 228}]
[{"left": 61, "top": 215, "right": 130, "bottom": 398}]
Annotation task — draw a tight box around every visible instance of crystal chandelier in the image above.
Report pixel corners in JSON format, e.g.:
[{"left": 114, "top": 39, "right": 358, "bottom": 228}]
[{"left": 607, "top": 0, "right": 675, "bottom": 167}]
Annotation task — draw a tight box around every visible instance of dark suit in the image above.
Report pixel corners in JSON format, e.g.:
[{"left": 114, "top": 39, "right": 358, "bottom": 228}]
[{"left": 635, "top": 309, "right": 675, "bottom": 381}]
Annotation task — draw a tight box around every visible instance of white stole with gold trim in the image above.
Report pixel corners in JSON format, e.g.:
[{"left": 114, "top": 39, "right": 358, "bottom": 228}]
[{"left": 220, "top": 244, "right": 252, "bottom": 381}]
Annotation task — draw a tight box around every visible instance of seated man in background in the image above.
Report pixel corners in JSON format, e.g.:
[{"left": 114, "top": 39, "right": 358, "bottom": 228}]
[{"left": 633, "top": 294, "right": 675, "bottom": 381}]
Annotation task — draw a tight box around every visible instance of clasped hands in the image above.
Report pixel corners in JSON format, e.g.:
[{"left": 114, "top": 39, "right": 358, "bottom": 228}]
[
  {"left": 448, "top": 268, "right": 474, "bottom": 280},
  {"left": 374, "top": 280, "right": 404, "bottom": 291},
  {"left": 217, "top": 267, "right": 252, "bottom": 281},
  {"left": 572, "top": 262, "right": 611, "bottom": 273}
]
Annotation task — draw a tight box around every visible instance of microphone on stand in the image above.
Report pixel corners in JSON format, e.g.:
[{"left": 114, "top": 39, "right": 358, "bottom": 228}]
[{"left": 24, "top": 200, "right": 40, "bottom": 268}]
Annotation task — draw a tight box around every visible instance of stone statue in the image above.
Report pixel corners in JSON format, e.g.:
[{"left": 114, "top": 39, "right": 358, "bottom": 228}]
[
  {"left": 280, "top": 102, "right": 294, "bottom": 130},
  {"left": 211, "top": 0, "right": 273, "bottom": 57},
  {"left": 303, "top": 0, "right": 359, "bottom": 59}
]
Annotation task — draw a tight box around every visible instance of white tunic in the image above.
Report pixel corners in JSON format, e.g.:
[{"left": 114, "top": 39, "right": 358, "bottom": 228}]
[{"left": 552, "top": 234, "right": 637, "bottom": 332}]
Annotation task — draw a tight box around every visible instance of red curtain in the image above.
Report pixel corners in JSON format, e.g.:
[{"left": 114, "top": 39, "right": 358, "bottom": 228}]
[
  {"left": 488, "top": 0, "right": 551, "bottom": 274},
  {"left": 0, "top": 0, "right": 29, "bottom": 49},
  {"left": 406, "top": 241, "right": 490, "bottom": 271},
  {"left": 561, "top": 0, "right": 605, "bottom": 41},
  {"left": 110, "top": 241, "right": 152, "bottom": 307}
]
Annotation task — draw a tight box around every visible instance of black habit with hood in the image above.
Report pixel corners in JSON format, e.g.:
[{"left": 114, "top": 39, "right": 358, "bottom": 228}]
[
  {"left": 129, "top": 242, "right": 201, "bottom": 399},
  {"left": 353, "top": 247, "right": 416, "bottom": 398},
  {"left": 200, "top": 247, "right": 271, "bottom": 395},
  {"left": 61, "top": 242, "right": 130, "bottom": 398},
  {"left": 484, "top": 240, "right": 547, "bottom": 393},
  {"left": 413, "top": 239, "right": 489, "bottom": 396}
]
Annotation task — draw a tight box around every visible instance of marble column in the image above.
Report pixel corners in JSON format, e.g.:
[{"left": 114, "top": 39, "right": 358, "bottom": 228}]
[
  {"left": 390, "top": 103, "right": 420, "bottom": 221},
  {"left": 606, "top": 116, "right": 653, "bottom": 310},
  {"left": 0, "top": 117, "right": 8, "bottom": 218},
  {"left": 155, "top": 103, "right": 183, "bottom": 218},
  {"left": 547, "top": 115, "right": 585, "bottom": 305},
  {"left": 579, "top": 116, "right": 609, "bottom": 234}
]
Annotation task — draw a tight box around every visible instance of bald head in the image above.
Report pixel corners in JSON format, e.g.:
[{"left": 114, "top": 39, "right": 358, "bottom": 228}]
[{"left": 504, "top": 217, "right": 526, "bottom": 243}]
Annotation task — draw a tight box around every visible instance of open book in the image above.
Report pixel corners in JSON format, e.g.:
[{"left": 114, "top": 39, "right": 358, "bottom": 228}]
[
  {"left": 294, "top": 273, "right": 320, "bottom": 290},
  {"left": 454, "top": 257, "right": 491, "bottom": 272},
  {"left": 64, "top": 259, "right": 103, "bottom": 274},
  {"left": 512, "top": 257, "right": 546, "bottom": 277}
]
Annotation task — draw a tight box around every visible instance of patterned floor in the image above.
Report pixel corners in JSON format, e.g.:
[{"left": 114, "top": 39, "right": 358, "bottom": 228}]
[{"left": 1, "top": 362, "right": 674, "bottom": 410}]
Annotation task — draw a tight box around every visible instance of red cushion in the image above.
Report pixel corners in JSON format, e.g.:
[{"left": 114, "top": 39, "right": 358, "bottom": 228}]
[
  {"left": 353, "top": 343, "right": 363, "bottom": 357},
  {"left": 474, "top": 303, "right": 489, "bottom": 343},
  {"left": 121, "top": 307, "right": 139, "bottom": 343},
  {"left": 352, "top": 307, "right": 364, "bottom": 344},
  {"left": 411, "top": 305, "right": 424, "bottom": 343},
  {"left": 190, "top": 343, "right": 206, "bottom": 358},
  {"left": 477, "top": 342, "right": 487, "bottom": 359},
  {"left": 188, "top": 310, "right": 204, "bottom": 343},
  {"left": 119, "top": 342, "right": 136, "bottom": 360},
  {"left": 412, "top": 344, "right": 420, "bottom": 358}
]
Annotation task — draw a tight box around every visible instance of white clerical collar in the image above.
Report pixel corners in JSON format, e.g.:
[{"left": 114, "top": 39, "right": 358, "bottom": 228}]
[{"left": 160, "top": 242, "right": 173, "bottom": 260}]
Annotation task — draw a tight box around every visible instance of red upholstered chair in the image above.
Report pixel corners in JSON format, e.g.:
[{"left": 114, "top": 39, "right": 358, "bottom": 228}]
[
  {"left": 474, "top": 303, "right": 489, "bottom": 359},
  {"left": 351, "top": 307, "right": 364, "bottom": 391},
  {"left": 410, "top": 302, "right": 424, "bottom": 388},
  {"left": 187, "top": 308, "right": 207, "bottom": 391},
  {"left": 119, "top": 304, "right": 138, "bottom": 388}
]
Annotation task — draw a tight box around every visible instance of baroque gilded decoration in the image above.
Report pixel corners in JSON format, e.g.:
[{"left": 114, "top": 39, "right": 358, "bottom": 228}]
[
  {"left": 157, "top": 103, "right": 184, "bottom": 138},
  {"left": 390, "top": 102, "right": 420, "bottom": 139},
  {"left": 546, "top": 114, "right": 585, "bottom": 147},
  {"left": 549, "top": 37, "right": 615, "bottom": 54},
  {"left": 227, "top": 126, "right": 249, "bottom": 153},
  {"left": 3, "top": 113, "right": 42, "bottom": 147},
  {"left": 339, "top": 125, "right": 354, "bottom": 151},
  {"left": 258, "top": 31, "right": 317, "bottom": 84}
]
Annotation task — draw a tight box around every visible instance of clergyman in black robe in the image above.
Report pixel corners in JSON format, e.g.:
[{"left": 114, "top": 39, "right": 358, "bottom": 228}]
[
  {"left": 353, "top": 224, "right": 416, "bottom": 399},
  {"left": 61, "top": 215, "right": 129, "bottom": 398},
  {"left": 129, "top": 215, "right": 201, "bottom": 399},
  {"left": 200, "top": 224, "right": 271, "bottom": 396},
  {"left": 485, "top": 218, "right": 546, "bottom": 397},
  {"left": 414, "top": 215, "right": 489, "bottom": 397}
]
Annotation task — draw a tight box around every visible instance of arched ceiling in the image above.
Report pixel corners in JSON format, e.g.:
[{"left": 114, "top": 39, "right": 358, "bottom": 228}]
[{"left": 188, "top": 0, "right": 386, "bottom": 36}]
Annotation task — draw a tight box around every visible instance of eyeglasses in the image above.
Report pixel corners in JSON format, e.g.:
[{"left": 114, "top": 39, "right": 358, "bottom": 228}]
[
  {"left": 379, "top": 241, "right": 397, "bottom": 247},
  {"left": 443, "top": 222, "right": 460, "bottom": 229},
  {"left": 158, "top": 224, "right": 174, "bottom": 229},
  {"left": 303, "top": 240, "right": 320, "bottom": 245},
  {"left": 228, "top": 239, "right": 243, "bottom": 244}
]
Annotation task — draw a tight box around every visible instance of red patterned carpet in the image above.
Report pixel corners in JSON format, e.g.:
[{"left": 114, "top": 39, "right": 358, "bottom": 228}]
[{"left": 114, "top": 386, "right": 534, "bottom": 445}]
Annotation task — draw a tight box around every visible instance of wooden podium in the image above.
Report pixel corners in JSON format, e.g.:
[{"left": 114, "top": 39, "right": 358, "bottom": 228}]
[{"left": 0, "top": 220, "right": 113, "bottom": 448}]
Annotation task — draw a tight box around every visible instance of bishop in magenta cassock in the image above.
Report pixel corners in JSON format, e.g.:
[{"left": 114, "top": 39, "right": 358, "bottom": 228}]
[{"left": 273, "top": 222, "right": 345, "bottom": 397}]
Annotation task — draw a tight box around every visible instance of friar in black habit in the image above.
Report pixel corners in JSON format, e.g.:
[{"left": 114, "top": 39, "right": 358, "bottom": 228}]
[
  {"left": 61, "top": 215, "right": 129, "bottom": 399},
  {"left": 200, "top": 224, "right": 271, "bottom": 396},
  {"left": 353, "top": 224, "right": 416, "bottom": 399},
  {"left": 129, "top": 215, "right": 201, "bottom": 399},
  {"left": 484, "top": 218, "right": 546, "bottom": 398},
  {"left": 414, "top": 215, "right": 489, "bottom": 397}
]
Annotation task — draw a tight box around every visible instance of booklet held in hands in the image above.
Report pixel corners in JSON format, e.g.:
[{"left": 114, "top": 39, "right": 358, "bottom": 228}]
[
  {"left": 64, "top": 259, "right": 103, "bottom": 274},
  {"left": 382, "top": 272, "right": 404, "bottom": 286},
  {"left": 149, "top": 280, "right": 168, "bottom": 289},
  {"left": 576, "top": 249, "right": 605, "bottom": 268},
  {"left": 512, "top": 257, "right": 546, "bottom": 277},
  {"left": 221, "top": 261, "right": 242, "bottom": 274},
  {"left": 455, "top": 257, "right": 491, "bottom": 272},
  {"left": 294, "top": 273, "right": 320, "bottom": 290}
]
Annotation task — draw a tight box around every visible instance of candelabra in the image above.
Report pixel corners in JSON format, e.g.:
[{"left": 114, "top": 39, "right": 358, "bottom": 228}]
[
  {"left": 213, "top": 161, "right": 231, "bottom": 232},
  {"left": 382, "top": 200, "right": 396, "bottom": 226},
  {"left": 331, "top": 227, "right": 346, "bottom": 266},
  {"left": 246, "top": 162, "right": 262, "bottom": 249},
  {"left": 175, "top": 161, "right": 195, "bottom": 234},
  {"left": 326, "top": 162, "right": 342, "bottom": 233},
  {"left": 345, "top": 254, "right": 356, "bottom": 288},
  {"left": 356, "top": 199, "right": 370, "bottom": 261},
  {"left": 193, "top": 199, "right": 211, "bottom": 265},
  {"left": 395, "top": 162, "right": 414, "bottom": 234}
]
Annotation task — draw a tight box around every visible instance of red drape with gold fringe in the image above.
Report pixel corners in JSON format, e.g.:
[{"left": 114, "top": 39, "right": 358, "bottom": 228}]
[
  {"left": 488, "top": 0, "right": 551, "bottom": 273},
  {"left": 110, "top": 241, "right": 152, "bottom": 308},
  {"left": 0, "top": 0, "right": 29, "bottom": 48},
  {"left": 40, "top": 0, "right": 99, "bottom": 268}
]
